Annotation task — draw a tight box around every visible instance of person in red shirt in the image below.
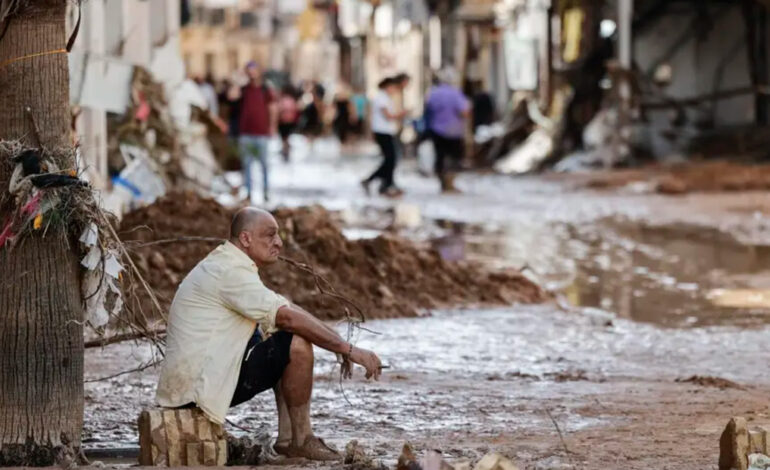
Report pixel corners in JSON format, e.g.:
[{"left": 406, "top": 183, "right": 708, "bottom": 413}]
[{"left": 237, "top": 62, "right": 277, "bottom": 202}]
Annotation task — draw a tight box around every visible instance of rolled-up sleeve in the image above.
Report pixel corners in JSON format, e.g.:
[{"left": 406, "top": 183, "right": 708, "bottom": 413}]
[{"left": 219, "top": 265, "right": 289, "bottom": 332}]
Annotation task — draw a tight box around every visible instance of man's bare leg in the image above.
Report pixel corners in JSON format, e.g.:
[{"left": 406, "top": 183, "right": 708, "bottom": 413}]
[
  {"left": 281, "top": 335, "right": 339, "bottom": 460},
  {"left": 281, "top": 335, "right": 314, "bottom": 445},
  {"left": 273, "top": 384, "right": 292, "bottom": 453}
]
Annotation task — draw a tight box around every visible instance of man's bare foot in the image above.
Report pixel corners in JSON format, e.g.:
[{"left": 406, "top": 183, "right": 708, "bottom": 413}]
[{"left": 287, "top": 436, "right": 341, "bottom": 461}]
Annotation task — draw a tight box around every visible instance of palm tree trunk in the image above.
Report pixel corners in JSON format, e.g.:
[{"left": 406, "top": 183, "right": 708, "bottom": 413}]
[{"left": 0, "top": 0, "right": 84, "bottom": 465}]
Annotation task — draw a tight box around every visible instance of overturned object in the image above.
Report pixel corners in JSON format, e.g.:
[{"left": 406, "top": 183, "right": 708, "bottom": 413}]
[{"left": 138, "top": 407, "right": 227, "bottom": 466}]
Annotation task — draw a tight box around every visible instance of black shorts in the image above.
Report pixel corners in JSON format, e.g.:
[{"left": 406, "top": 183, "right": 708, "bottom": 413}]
[{"left": 230, "top": 329, "right": 293, "bottom": 407}]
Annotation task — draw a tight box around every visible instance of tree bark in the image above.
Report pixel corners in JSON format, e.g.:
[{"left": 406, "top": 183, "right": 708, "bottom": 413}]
[{"left": 0, "top": 1, "right": 84, "bottom": 465}]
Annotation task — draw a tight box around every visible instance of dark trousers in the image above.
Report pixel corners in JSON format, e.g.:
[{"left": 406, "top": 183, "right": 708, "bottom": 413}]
[
  {"left": 431, "top": 132, "right": 464, "bottom": 177},
  {"left": 367, "top": 133, "right": 398, "bottom": 192}
]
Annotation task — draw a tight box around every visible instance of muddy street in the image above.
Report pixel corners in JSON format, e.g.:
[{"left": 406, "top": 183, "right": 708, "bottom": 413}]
[{"left": 83, "top": 149, "right": 770, "bottom": 469}]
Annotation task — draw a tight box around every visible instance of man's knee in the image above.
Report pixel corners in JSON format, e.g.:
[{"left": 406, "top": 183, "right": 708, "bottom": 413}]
[{"left": 289, "top": 335, "right": 313, "bottom": 365}]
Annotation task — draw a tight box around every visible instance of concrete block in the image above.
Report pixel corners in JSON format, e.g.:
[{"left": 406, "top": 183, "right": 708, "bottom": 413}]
[{"left": 137, "top": 407, "right": 227, "bottom": 466}]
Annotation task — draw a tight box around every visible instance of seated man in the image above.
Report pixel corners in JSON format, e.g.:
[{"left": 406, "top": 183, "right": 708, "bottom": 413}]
[{"left": 156, "top": 207, "right": 382, "bottom": 461}]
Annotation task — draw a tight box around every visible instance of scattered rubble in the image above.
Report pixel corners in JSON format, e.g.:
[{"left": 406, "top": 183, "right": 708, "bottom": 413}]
[
  {"left": 119, "top": 192, "right": 548, "bottom": 321},
  {"left": 676, "top": 375, "right": 745, "bottom": 390},
  {"left": 344, "top": 440, "right": 387, "bottom": 470}
]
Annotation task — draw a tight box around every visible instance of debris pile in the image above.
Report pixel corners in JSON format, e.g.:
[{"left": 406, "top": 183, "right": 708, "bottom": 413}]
[{"left": 119, "top": 191, "right": 548, "bottom": 321}]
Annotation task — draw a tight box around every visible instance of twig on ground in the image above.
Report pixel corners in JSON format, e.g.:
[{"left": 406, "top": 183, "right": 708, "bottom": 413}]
[
  {"left": 546, "top": 408, "right": 577, "bottom": 470},
  {"left": 84, "top": 328, "right": 167, "bottom": 349},
  {"left": 84, "top": 358, "right": 161, "bottom": 383}
]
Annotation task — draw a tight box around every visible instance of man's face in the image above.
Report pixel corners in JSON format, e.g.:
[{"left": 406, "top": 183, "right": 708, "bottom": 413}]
[
  {"left": 246, "top": 65, "right": 262, "bottom": 82},
  {"left": 239, "top": 215, "right": 283, "bottom": 267}
]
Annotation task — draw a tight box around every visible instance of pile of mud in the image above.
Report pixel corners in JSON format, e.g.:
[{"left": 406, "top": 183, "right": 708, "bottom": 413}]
[
  {"left": 119, "top": 192, "right": 547, "bottom": 321},
  {"left": 580, "top": 161, "right": 770, "bottom": 195}
]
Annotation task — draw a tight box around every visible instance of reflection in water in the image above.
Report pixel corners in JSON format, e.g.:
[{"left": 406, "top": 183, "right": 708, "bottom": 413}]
[{"left": 450, "top": 218, "right": 770, "bottom": 328}]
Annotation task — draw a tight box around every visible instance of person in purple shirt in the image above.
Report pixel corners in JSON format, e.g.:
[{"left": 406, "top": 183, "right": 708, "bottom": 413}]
[{"left": 425, "top": 67, "right": 471, "bottom": 193}]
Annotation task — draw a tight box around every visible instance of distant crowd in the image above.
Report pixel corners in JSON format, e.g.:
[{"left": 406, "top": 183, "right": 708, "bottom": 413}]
[{"left": 194, "top": 61, "right": 496, "bottom": 202}]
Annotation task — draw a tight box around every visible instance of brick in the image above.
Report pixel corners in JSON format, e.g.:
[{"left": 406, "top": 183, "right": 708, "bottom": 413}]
[
  {"left": 138, "top": 409, "right": 167, "bottom": 466},
  {"left": 163, "top": 410, "right": 182, "bottom": 466},
  {"left": 719, "top": 417, "right": 749, "bottom": 470},
  {"left": 186, "top": 442, "right": 201, "bottom": 466},
  {"left": 202, "top": 441, "right": 217, "bottom": 466},
  {"left": 178, "top": 408, "right": 197, "bottom": 441},
  {"left": 750, "top": 430, "right": 764, "bottom": 454},
  {"left": 138, "top": 407, "right": 227, "bottom": 466},
  {"left": 216, "top": 439, "right": 227, "bottom": 466},
  {"left": 196, "top": 412, "right": 213, "bottom": 441}
]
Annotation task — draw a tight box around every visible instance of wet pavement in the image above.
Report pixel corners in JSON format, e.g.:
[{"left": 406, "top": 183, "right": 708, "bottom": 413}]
[{"left": 86, "top": 139, "right": 770, "bottom": 468}]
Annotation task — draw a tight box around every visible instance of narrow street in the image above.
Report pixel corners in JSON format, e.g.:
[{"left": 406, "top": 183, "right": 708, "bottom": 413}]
[{"left": 85, "top": 143, "right": 770, "bottom": 469}]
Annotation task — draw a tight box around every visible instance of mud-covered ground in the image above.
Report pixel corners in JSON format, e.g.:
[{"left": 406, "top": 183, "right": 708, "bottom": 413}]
[{"left": 85, "top": 140, "right": 770, "bottom": 469}]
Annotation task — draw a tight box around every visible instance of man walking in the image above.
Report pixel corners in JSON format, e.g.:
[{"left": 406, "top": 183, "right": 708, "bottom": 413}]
[
  {"left": 156, "top": 207, "right": 383, "bottom": 461},
  {"left": 238, "top": 62, "right": 277, "bottom": 202}
]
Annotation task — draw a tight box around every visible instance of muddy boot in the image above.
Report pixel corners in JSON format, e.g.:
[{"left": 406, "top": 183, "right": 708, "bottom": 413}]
[{"left": 287, "top": 436, "right": 341, "bottom": 461}]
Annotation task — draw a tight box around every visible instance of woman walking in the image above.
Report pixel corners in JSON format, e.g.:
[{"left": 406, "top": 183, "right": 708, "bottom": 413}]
[
  {"left": 425, "top": 67, "right": 470, "bottom": 193},
  {"left": 361, "top": 77, "right": 408, "bottom": 197}
]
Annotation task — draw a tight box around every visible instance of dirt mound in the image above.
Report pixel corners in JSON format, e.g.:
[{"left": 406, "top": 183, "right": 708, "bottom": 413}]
[
  {"left": 119, "top": 192, "right": 547, "bottom": 321},
  {"left": 676, "top": 375, "right": 745, "bottom": 390}
]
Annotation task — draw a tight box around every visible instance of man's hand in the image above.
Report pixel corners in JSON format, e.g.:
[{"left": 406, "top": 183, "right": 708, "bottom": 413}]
[{"left": 349, "top": 346, "right": 382, "bottom": 380}]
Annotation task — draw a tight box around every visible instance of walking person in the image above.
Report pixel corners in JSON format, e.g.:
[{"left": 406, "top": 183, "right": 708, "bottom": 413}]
[
  {"left": 237, "top": 62, "right": 277, "bottom": 203},
  {"left": 361, "top": 78, "right": 408, "bottom": 197},
  {"left": 278, "top": 84, "right": 300, "bottom": 162},
  {"left": 351, "top": 87, "right": 368, "bottom": 139},
  {"left": 333, "top": 82, "right": 354, "bottom": 150},
  {"left": 425, "top": 67, "right": 471, "bottom": 193}
]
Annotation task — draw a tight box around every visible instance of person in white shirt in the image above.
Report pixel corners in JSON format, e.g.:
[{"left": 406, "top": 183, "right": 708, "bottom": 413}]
[
  {"left": 361, "top": 77, "right": 409, "bottom": 197},
  {"left": 156, "top": 207, "right": 382, "bottom": 461}
]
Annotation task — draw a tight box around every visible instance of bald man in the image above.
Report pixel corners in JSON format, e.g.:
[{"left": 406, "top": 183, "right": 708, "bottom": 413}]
[{"left": 156, "top": 208, "right": 382, "bottom": 461}]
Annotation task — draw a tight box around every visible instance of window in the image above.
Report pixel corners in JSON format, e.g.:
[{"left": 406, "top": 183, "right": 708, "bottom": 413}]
[
  {"left": 240, "top": 12, "right": 257, "bottom": 28},
  {"left": 209, "top": 8, "right": 225, "bottom": 26}
]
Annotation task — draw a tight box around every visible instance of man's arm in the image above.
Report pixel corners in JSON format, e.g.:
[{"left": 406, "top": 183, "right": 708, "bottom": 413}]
[{"left": 275, "top": 304, "right": 382, "bottom": 379}]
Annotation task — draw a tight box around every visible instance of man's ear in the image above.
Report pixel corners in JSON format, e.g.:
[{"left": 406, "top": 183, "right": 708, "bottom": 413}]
[{"left": 238, "top": 231, "right": 250, "bottom": 247}]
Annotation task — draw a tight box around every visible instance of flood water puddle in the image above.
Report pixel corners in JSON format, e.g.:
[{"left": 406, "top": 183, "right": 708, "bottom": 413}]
[{"left": 433, "top": 217, "right": 770, "bottom": 328}]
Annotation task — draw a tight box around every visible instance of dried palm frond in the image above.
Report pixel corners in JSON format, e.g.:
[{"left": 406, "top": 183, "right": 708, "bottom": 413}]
[{"left": 0, "top": 0, "right": 23, "bottom": 25}]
